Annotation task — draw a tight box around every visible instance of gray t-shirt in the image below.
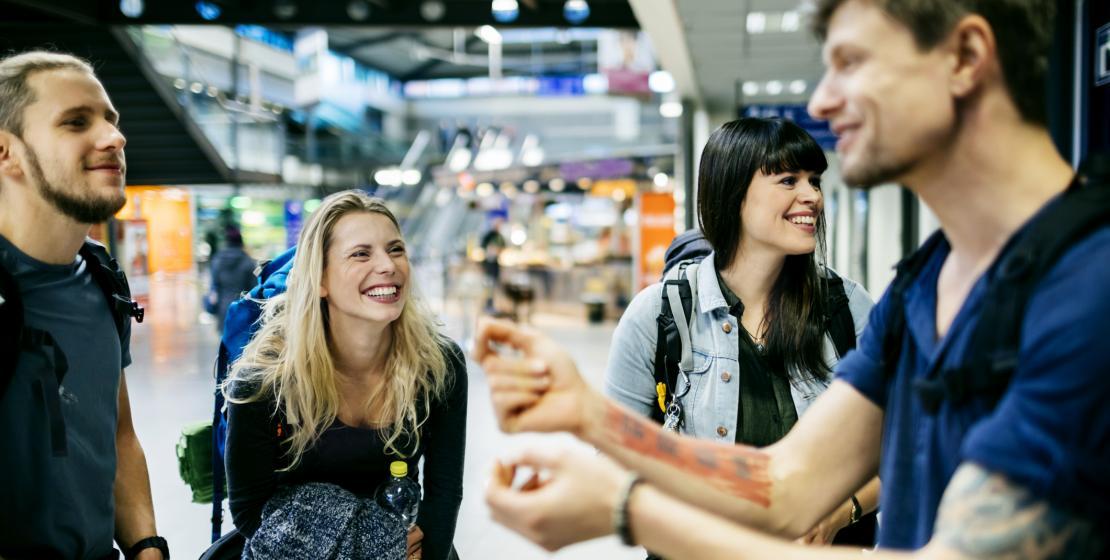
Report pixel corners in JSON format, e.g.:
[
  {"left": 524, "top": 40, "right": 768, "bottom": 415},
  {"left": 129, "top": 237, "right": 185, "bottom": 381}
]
[{"left": 0, "top": 233, "right": 132, "bottom": 560}]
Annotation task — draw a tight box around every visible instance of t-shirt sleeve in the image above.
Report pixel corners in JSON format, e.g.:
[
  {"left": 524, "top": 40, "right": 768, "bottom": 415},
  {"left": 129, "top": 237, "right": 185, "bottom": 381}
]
[
  {"left": 961, "top": 229, "right": 1110, "bottom": 521},
  {"left": 835, "top": 287, "right": 893, "bottom": 409}
]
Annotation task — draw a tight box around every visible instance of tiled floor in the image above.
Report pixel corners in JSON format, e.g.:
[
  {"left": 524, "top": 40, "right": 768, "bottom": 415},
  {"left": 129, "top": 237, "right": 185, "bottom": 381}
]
[{"left": 127, "top": 272, "right": 644, "bottom": 560}]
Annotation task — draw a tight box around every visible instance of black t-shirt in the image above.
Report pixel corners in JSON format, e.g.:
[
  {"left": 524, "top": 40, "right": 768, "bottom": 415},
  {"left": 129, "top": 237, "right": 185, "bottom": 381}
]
[
  {"left": 225, "top": 340, "right": 468, "bottom": 560},
  {"left": 0, "top": 234, "right": 132, "bottom": 560}
]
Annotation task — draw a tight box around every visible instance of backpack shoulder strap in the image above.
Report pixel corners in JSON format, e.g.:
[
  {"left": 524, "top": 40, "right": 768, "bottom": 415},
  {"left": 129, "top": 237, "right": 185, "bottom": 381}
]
[
  {"left": 880, "top": 229, "right": 948, "bottom": 376},
  {"left": 822, "top": 271, "right": 856, "bottom": 358},
  {"left": 652, "top": 261, "right": 699, "bottom": 423},
  {"left": 0, "top": 259, "right": 23, "bottom": 400},
  {"left": 916, "top": 175, "right": 1110, "bottom": 412},
  {"left": 79, "top": 239, "right": 145, "bottom": 338}
]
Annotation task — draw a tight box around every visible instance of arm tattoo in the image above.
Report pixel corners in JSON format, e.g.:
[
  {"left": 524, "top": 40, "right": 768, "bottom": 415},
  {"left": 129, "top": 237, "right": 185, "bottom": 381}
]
[
  {"left": 604, "top": 401, "right": 771, "bottom": 507},
  {"left": 934, "top": 463, "right": 1104, "bottom": 559}
]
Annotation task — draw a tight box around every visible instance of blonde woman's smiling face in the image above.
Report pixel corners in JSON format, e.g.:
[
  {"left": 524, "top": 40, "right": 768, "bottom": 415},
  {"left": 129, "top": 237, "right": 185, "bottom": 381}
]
[{"left": 320, "top": 212, "right": 409, "bottom": 327}]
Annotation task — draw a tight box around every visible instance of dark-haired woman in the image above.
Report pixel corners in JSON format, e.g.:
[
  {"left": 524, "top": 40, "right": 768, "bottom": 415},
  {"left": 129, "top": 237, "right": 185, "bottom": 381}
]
[{"left": 605, "top": 117, "right": 878, "bottom": 547}]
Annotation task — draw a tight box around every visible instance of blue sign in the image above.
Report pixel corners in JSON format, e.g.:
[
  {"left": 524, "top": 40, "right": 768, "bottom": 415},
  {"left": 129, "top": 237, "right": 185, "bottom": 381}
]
[
  {"left": 284, "top": 200, "right": 303, "bottom": 249},
  {"left": 742, "top": 104, "right": 836, "bottom": 150}
]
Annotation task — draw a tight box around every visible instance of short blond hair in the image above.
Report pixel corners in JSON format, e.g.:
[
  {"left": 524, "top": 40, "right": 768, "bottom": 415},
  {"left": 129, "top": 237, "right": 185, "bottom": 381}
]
[{"left": 0, "top": 50, "right": 95, "bottom": 136}]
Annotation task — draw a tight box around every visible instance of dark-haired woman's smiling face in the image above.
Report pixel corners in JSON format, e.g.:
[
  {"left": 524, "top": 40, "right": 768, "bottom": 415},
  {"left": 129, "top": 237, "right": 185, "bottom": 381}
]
[{"left": 739, "top": 169, "right": 824, "bottom": 257}]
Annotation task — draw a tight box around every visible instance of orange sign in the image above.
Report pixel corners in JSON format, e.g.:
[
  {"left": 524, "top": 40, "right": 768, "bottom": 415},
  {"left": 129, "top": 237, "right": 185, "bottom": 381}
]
[
  {"left": 116, "top": 186, "right": 194, "bottom": 274},
  {"left": 637, "top": 192, "right": 676, "bottom": 289}
]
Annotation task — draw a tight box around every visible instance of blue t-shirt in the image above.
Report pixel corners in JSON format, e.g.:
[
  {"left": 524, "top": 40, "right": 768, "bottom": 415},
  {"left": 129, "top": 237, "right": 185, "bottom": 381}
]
[
  {"left": 838, "top": 223, "right": 1110, "bottom": 551},
  {"left": 0, "top": 234, "right": 132, "bottom": 560}
]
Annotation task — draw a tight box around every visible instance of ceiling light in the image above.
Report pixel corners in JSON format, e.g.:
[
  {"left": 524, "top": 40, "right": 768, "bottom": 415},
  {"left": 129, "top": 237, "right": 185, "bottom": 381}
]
[
  {"left": 648, "top": 70, "right": 675, "bottom": 94},
  {"left": 195, "top": 1, "right": 221, "bottom": 20},
  {"left": 476, "top": 182, "right": 495, "bottom": 197},
  {"left": 523, "top": 180, "right": 540, "bottom": 193},
  {"left": 548, "top": 178, "right": 566, "bottom": 192},
  {"left": 189, "top": 81, "right": 204, "bottom": 94},
  {"left": 173, "top": 78, "right": 186, "bottom": 90},
  {"left": 781, "top": 11, "right": 800, "bottom": 32},
  {"left": 742, "top": 81, "right": 759, "bottom": 96},
  {"left": 746, "top": 12, "right": 766, "bottom": 34},
  {"left": 491, "top": 0, "right": 519, "bottom": 23},
  {"left": 273, "top": 0, "right": 297, "bottom": 19},
  {"left": 401, "top": 169, "right": 423, "bottom": 186},
  {"left": 789, "top": 79, "right": 807, "bottom": 94},
  {"left": 564, "top": 0, "right": 590, "bottom": 25},
  {"left": 206, "top": 85, "right": 219, "bottom": 97},
  {"left": 476, "top": 25, "right": 502, "bottom": 45},
  {"left": 659, "top": 101, "right": 683, "bottom": 118},
  {"left": 420, "top": 0, "right": 446, "bottom": 22},
  {"left": 765, "top": 80, "right": 783, "bottom": 95},
  {"left": 612, "top": 189, "right": 627, "bottom": 202},
  {"left": 347, "top": 0, "right": 371, "bottom": 21},
  {"left": 120, "top": 0, "right": 144, "bottom": 18},
  {"left": 653, "top": 173, "right": 669, "bottom": 187}
]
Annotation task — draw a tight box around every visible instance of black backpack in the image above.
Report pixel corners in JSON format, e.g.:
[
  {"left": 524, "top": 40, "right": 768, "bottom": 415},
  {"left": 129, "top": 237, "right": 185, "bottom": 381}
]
[
  {"left": 880, "top": 157, "right": 1110, "bottom": 413},
  {"left": 651, "top": 230, "right": 857, "bottom": 426},
  {"left": 0, "top": 239, "right": 145, "bottom": 395},
  {"left": 0, "top": 238, "right": 144, "bottom": 453}
]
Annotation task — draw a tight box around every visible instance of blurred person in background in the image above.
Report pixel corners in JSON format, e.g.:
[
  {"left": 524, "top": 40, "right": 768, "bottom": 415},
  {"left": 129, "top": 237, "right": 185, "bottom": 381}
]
[{"left": 207, "top": 227, "right": 256, "bottom": 333}]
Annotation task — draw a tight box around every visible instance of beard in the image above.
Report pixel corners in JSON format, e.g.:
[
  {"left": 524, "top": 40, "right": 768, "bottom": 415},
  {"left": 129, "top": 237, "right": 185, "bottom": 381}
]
[
  {"left": 840, "top": 146, "right": 916, "bottom": 189},
  {"left": 25, "top": 145, "right": 127, "bottom": 224}
]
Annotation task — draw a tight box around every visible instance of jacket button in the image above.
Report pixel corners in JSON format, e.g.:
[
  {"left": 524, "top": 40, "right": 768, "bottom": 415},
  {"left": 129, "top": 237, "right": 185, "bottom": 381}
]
[
  {"left": 721, "top": 371, "right": 731, "bottom": 382},
  {"left": 716, "top": 426, "right": 728, "bottom": 437},
  {"left": 722, "top": 322, "right": 732, "bottom": 333}
]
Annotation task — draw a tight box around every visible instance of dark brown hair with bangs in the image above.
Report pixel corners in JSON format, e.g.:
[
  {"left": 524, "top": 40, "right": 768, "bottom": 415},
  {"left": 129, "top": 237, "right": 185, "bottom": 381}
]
[{"left": 697, "top": 117, "right": 835, "bottom": 380}]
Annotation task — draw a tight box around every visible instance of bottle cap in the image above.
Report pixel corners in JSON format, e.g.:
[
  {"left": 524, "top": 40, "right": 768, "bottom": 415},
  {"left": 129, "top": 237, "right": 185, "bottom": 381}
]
[{"left": 390, "top": 460, "right": 408, "bottom": 478}]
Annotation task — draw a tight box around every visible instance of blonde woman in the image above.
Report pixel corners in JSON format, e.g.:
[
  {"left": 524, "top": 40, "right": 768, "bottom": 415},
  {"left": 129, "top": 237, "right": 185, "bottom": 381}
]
[{"left": 223, "top": 190, "right": 467, "bottom": 560}]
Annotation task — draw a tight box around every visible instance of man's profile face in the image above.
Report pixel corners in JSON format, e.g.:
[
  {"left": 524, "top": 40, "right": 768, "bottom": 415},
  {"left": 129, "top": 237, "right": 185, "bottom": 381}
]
[
  {"left": 807, "top": 0, "right": 958, "bottom": 188},
  {"left": 14, "top": 68, "right": 127, "bottom": 224}
]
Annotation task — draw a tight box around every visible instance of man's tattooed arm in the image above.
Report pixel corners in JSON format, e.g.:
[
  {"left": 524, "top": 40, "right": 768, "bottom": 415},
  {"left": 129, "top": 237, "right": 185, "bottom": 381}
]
[{"left": 928, "top": 463, "right": 1104, "bottom": 559}]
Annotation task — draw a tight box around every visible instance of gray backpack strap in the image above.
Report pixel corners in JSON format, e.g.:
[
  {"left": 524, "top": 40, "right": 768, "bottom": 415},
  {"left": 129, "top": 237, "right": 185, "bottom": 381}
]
[{"left": 665, "top": 261, "right": 699, "bottom": 374}]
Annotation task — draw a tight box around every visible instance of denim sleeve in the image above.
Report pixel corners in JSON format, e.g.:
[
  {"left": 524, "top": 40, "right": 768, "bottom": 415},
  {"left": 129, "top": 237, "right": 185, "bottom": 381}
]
[
  {"left": 604, "top": 283, "right": 664, "bottom": 418},
  {"left": 962, "top": 229, "right": 1110, "bottom": 523}
]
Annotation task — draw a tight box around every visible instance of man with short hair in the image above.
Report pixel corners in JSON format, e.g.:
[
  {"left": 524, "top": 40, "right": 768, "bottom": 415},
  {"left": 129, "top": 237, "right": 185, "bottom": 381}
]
[
  {"left": 0, "top": 51, "right": 166, "bottom": 560},
  {"left": 474, "top": 0, "right": 1110, "bottom": 557}
]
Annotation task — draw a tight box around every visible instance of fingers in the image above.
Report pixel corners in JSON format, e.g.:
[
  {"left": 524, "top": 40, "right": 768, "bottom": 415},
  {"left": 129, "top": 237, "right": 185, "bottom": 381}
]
[
  {"left": 406, "top": 525, "right": 424, "bottom": 554},
  {"left": 484, "top": 356, "right": 549, "bottom": 390},
  {"left": 490, "top": 391, "right": 541, "bottom": 431},
  {"left": 475, "top": 317, "right": 535, "bottom": 362}
]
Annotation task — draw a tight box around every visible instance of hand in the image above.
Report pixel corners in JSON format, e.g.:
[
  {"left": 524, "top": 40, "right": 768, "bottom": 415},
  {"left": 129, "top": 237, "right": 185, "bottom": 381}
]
[
  {"left": 474, "top": 317, "right": 595, "bottom": 435},
  {"left": 486, "top": 447, "right": 628, "bottom": 552},
  {"left": 406, "top": 525, "right": 424, "bottom": 559},
  {"left": 796, "top": 501, "right": 849, "bottom": 546}
]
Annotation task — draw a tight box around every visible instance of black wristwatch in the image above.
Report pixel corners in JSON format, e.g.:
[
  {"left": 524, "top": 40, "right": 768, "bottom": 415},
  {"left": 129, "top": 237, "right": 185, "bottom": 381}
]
[{"left": 125, "top": 536, "right": 169, "bottom": 560}]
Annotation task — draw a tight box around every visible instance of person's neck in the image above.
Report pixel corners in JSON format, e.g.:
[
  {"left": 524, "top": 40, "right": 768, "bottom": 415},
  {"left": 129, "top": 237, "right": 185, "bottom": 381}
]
[
  {"left": 720, "top": 243, "right": 786, "bottom": 312},
  {"left": 0, "top": 183, "right": 91, "bottom": 265},
  {"left": 902, "top": 99, "right": 1073, "bottom": 267},
  {"left": 327, "top": 311, "right": 393, "bottom": 382}
]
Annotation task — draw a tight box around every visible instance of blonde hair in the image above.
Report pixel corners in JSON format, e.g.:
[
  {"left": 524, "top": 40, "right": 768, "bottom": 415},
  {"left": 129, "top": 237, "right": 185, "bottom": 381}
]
[
  {"left": 0, "top": 51, "right": 95, "bottom": 137},
  {"left": 225, "top": 190, "right": 449, "bottom": 469}
]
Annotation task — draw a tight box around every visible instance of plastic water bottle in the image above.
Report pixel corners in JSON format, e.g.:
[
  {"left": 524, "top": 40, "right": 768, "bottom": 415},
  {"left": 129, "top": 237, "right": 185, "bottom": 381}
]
[{"left": 376, "top": 460, "right": 421, "bottom": 528}]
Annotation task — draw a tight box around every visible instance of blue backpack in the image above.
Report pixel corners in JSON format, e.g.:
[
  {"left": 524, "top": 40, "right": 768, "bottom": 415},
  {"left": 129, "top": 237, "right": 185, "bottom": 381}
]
[{"left": 210, "top": 246, "right": 297, "bottom": 542}]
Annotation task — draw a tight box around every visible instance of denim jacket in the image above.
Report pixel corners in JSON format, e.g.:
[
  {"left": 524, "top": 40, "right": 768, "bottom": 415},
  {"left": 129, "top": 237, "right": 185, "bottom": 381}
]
[{"left": 605, "top": 253, "right": 874, "bottom": 443}]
